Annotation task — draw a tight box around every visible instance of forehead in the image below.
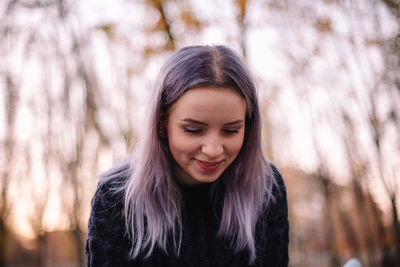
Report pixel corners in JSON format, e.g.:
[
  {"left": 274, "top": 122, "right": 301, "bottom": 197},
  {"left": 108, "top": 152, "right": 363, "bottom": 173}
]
[{"left": 167, "top": 86, "right": 246, "bottom": 121}]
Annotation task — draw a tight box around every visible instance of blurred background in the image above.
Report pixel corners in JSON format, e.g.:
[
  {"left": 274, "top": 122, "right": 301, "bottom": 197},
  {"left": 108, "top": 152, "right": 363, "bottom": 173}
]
[{"left": 0, "top": 0, "right": 399, "bottom": 266}]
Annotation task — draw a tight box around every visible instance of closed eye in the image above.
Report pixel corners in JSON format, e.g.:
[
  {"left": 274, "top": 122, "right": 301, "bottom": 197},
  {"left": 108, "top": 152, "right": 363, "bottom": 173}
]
[
  {"left": 223, "top": 128, "right": 240, "bottom": 134},
  {"left": 183, "top": 127, "right": 204, "bottom": 134}
]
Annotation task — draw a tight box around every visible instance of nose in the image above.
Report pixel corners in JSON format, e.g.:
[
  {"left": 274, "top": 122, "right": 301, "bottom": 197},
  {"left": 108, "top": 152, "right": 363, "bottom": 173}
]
[{"left": 201, "top": 135, "right": 223, "bottom": 158}]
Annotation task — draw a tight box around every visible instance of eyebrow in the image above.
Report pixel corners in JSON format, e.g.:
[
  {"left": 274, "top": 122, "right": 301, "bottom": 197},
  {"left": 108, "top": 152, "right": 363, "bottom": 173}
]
[{"left": 181, "top": 118, "right": 244, "bottom": 126}]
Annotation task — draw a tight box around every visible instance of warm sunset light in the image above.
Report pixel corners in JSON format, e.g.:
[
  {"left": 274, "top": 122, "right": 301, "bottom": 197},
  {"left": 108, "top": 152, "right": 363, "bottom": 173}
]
[{"left": 1, "top": 0, "right": 399, "bottom": 266}]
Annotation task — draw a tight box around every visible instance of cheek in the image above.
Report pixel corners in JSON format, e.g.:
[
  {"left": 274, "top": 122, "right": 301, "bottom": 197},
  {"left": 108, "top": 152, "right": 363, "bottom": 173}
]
[
  {"left": 168, "top": 132, "right": 197, "bottom": 157},
  {"left": 227, "top": 134, "right": 245, "bottom": 156}
]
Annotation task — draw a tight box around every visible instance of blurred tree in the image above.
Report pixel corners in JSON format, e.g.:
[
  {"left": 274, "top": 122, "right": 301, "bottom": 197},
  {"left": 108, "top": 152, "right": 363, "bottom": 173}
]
[
  {"left": 0, "top": 3, "right": 20, "bottom": 266},
  {"left": 269, "top": 0, "right": 400, "bottom": 265},
  {"left": 147, "top": 0, "right": 176, "bottom": 50},
  {"left": 1, "top": 0, "right": 400, "bottom": 266},
  {"left": 378, "top": 0, "right": 400, "bottom": 262},
  {"left": 235, "top": 0, "right": 248, "bottom": 58},
  {"left": 0, "top": 74, "right": 19, "bottom": 267}
]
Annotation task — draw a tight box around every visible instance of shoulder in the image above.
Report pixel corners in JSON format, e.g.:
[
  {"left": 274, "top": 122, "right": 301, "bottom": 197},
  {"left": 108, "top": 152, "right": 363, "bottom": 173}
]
[
  {"left": 90, "top": 157, "right": 131, "bottom": 217},
  {"left": 261, "top": 162, "right": 288, "bottom": 217},
  {"left": 270, "top": 163, "right": 286, "bottom": 198},
  {"left": 86, "top": 158, "right": 133, "bottom": 265},
  {"left": 255, "top": 163, "right": 289, "bottom": 265},
  {"left": 98, "top": 156, "right": 131, "bottom": 186}
]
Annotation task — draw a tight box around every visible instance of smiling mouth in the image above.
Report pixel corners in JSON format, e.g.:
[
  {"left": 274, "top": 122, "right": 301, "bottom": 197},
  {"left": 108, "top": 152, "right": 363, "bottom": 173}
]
[{"left": 196, "top": 159, "right": 224, "bottom": 172}]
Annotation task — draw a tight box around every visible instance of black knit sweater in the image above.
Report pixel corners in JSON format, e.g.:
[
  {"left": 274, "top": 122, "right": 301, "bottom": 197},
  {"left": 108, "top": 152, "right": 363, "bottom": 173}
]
[{"left": 85, "top": 165, "right": 289, "bottom": 267}]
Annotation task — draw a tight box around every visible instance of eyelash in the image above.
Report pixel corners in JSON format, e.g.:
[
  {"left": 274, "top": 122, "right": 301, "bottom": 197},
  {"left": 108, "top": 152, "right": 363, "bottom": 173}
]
[
  {"left": 223, "top": 129, "right": 239, "bottom": 134},
  {"left": 184, "top": 128, "right": 203, "bottom": 134}
]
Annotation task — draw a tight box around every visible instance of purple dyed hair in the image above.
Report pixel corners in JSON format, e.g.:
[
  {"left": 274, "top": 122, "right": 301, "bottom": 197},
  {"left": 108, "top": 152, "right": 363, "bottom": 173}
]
[{"left": 103, "top": 45, "right": 276, "bottom": 263}]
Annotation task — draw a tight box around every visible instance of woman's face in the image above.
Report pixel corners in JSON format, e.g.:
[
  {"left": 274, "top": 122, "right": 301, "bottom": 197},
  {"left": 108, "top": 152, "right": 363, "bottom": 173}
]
[{"left": 165, "top": 86, "right": 246, "bottom": 186}]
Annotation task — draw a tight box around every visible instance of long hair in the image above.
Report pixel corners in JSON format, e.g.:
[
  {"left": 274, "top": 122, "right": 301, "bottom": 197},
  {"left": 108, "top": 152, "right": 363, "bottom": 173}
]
[{"left": 102, "top": 45, "right": 276, "bottom": 263}]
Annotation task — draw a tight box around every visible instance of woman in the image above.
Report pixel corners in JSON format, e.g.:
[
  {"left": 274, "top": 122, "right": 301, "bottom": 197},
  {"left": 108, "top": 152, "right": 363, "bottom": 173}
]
[{"left": 85, "top": 45, "right": 289, "bottom": 266}]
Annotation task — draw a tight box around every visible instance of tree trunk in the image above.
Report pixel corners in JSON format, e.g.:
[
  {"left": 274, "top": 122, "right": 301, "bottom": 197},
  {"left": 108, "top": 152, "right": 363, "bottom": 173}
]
[
  {"left": 0, "top": 219, "right": 8, "bottom": 267},
  {"left": 352, "top": 180, "right": 376, "bottom": 266},
  {"left": 37, "top": 234, "right": 46, "bottom": 267},
  {"left": 319, "top": 171, "right": 341, "bottom": 267},
  {"left": 72, "top": 227, "right": 85, "bottom": 267},
  {"left": 390, "top": 195, "right": 400, "bottom": 265}
]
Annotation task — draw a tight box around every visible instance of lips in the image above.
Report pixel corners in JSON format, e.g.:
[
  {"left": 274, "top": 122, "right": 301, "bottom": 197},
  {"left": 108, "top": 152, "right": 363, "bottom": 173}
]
[{"left": 196, "top": 159, "right": 223, "bottom": 172}]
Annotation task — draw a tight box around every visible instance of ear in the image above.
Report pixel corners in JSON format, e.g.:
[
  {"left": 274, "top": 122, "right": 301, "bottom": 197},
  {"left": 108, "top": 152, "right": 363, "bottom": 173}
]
[
  {"left": 159, "top": 112, "right": 167, "bottom": 124},
  {"left": 158, "top": 112, "right": 168, "bottom": 139}
]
